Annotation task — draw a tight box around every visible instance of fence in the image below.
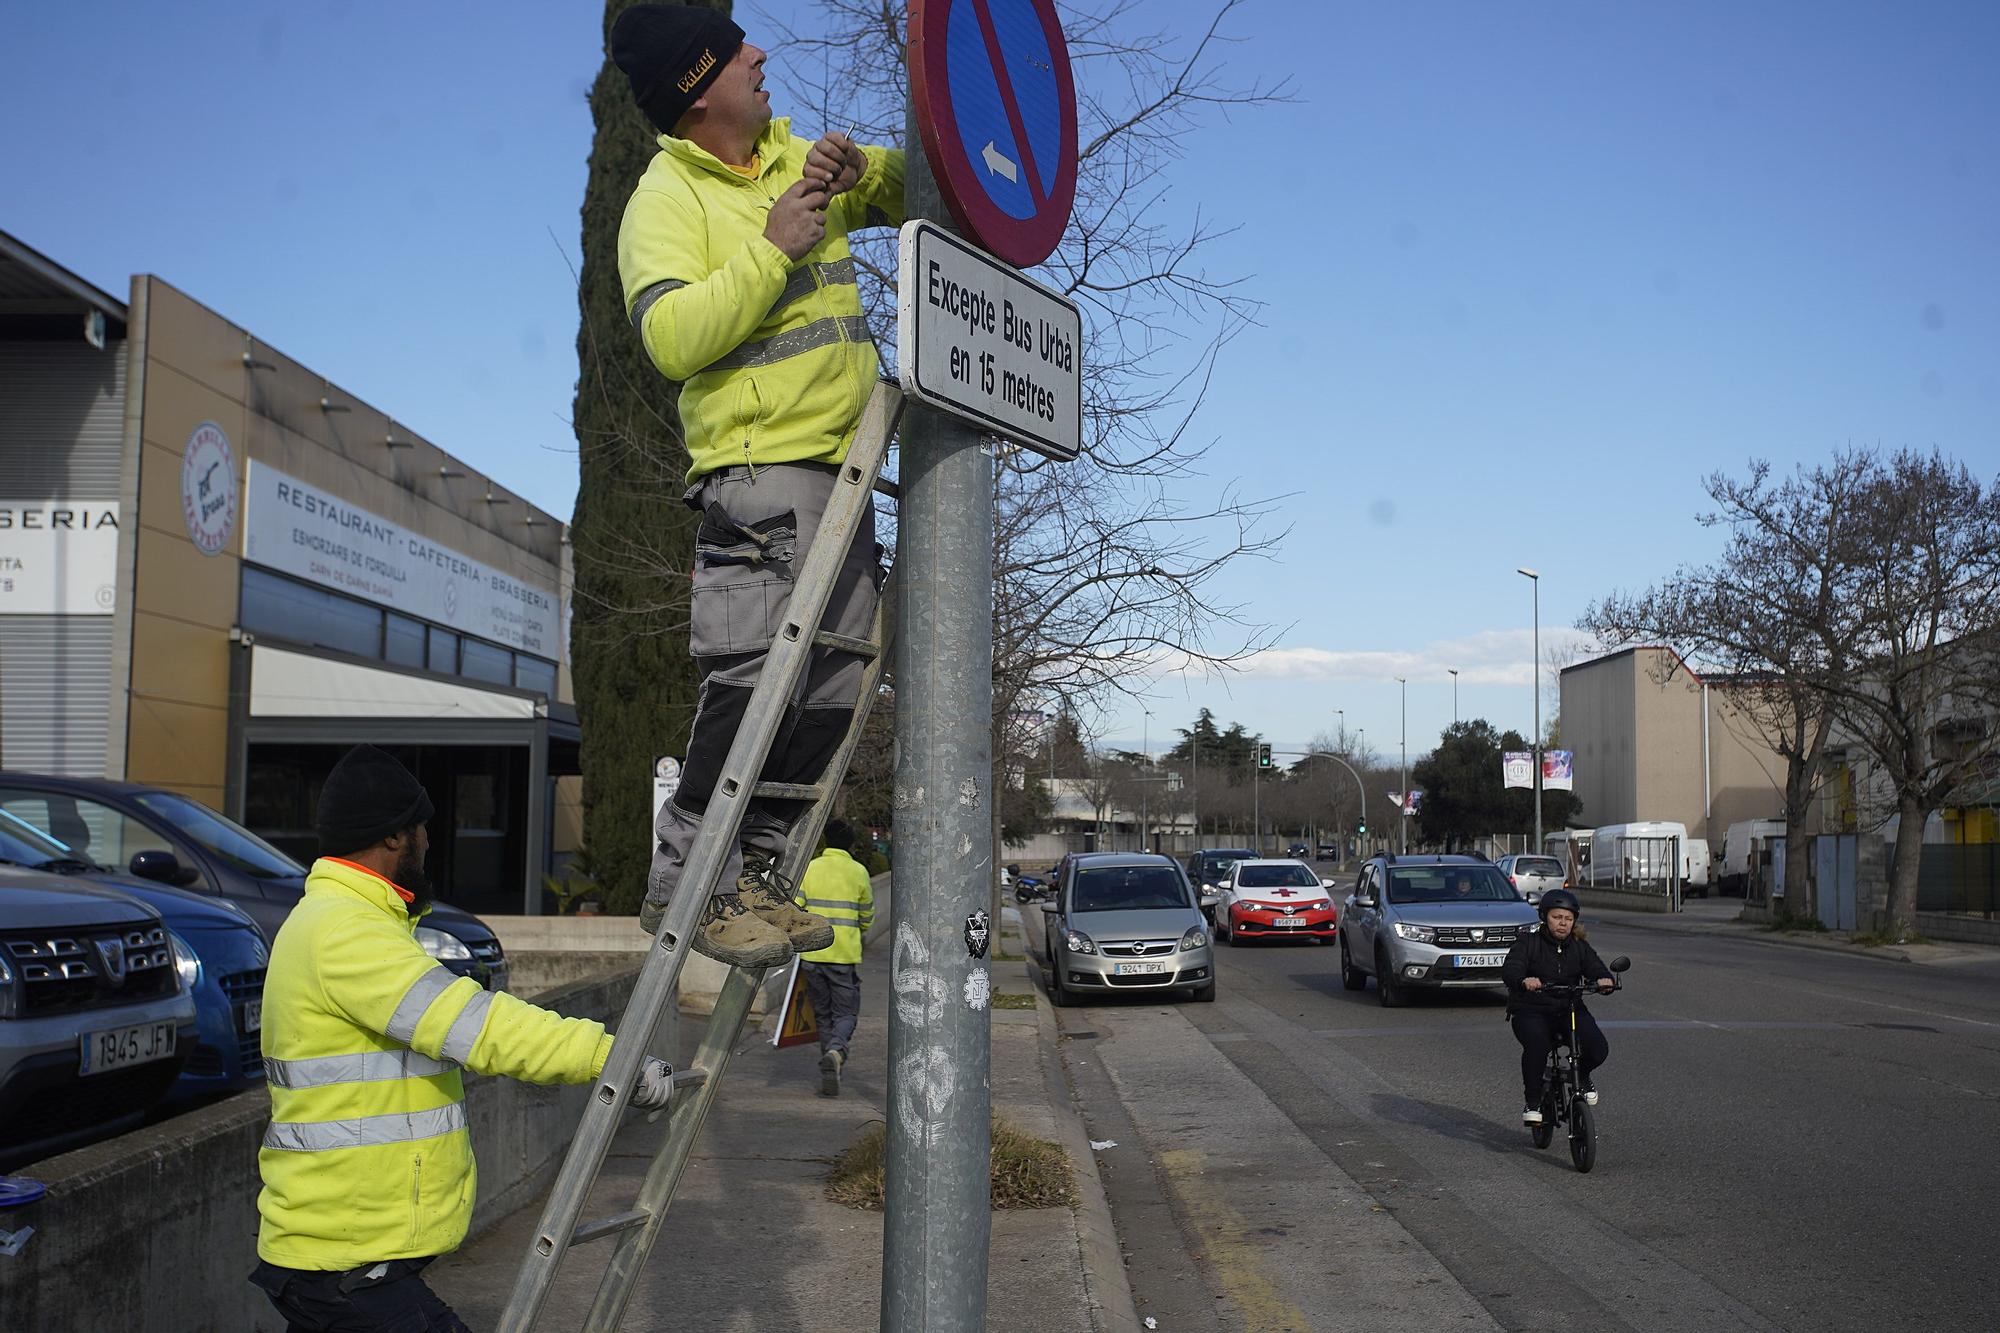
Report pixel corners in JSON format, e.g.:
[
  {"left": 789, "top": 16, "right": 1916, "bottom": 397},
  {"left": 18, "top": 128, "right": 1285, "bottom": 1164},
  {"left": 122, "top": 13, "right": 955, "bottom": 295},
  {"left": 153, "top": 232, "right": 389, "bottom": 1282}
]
[
  {"left": 1913, "top": 843, "right": 2000, "bottom": 918},
  {"left": 1586, "top": 835, "right": 1685, "bottom": 912}
]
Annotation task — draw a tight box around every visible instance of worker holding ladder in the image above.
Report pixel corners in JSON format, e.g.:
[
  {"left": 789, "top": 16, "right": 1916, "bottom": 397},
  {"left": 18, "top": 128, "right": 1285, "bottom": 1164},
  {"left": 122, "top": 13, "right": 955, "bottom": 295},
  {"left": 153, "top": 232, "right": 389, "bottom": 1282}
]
[{"left": 612, "top": 3, "right": 906, "bottom": 968}]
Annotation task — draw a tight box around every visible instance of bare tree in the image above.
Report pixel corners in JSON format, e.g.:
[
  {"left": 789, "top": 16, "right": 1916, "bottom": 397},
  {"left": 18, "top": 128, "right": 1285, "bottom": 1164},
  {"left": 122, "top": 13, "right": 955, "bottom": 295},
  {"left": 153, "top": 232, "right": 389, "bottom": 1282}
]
[
  {"left": 769, "top": 0, "right": 1293, "bottom": 895},
  {"left": 1582, "top": 452, "right": 1876, "bottom": 918},
  {"left": 1815, "top": 451, "right": 2000, "bottom": 937}
]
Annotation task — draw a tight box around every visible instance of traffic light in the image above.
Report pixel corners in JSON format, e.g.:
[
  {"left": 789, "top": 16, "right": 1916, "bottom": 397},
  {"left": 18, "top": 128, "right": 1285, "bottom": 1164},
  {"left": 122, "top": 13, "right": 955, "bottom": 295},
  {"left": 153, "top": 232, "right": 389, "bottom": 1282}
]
[
  {"left": 1357, "top": 818, "right": 1367, "bottom": 836},
  {"left": 1257, "top": 742, "right": 1272, "bottom": 769}
]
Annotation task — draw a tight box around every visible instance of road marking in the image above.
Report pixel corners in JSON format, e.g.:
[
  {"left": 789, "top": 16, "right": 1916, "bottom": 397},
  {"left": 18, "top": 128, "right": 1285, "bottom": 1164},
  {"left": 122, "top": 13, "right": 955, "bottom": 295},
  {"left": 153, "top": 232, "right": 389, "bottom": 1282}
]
[{"left": 1158, "top": 1148, "right": 1317, "bottom": 1332}]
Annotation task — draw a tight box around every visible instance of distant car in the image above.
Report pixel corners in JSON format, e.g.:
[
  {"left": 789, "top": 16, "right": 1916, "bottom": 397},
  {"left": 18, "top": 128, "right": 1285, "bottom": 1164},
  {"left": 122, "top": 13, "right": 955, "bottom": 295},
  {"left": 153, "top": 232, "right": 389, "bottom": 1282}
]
[
  {"left": 0, "top": 869, "right": 198, "bottom": 1168},
  {"left": 1041, "top": 853, "right": 1214, "bottom": 1005},
  {"left": 1494, "top": 853, "right": 1566, "bottom": 906},
  {"left": 1212, "top": 859, "right": 1338, "bottom": 945},
  {"left": 1285, "top": 842, "right": 1311, "bottom": 860},
  {"left": 0, "top": 811, "right": 268, "bottom": 1104},
  {"left": 1337, "top": 854, "right": 1539, "bottom": 1007},
  {"left": 0, "top": 773, "right": 507, "bottom": 992},
  {"left": 1317, "top": 841, "right": 1340, "bottom": 860},
  {"left": 1184, "top": 847, "right": 1257, "bottom": 920}
]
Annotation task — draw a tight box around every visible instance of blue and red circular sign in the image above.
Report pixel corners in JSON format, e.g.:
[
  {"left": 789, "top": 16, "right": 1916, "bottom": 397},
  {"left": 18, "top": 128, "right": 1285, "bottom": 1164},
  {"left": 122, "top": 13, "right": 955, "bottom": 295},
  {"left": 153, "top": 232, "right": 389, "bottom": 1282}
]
[{"left": 910, "top": 0, "right": 1077, "bottom": 269}]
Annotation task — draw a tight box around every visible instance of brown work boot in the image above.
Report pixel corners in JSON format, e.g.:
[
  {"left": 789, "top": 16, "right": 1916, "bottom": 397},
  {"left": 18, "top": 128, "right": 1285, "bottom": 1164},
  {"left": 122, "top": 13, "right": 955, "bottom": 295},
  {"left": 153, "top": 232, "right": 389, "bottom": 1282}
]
[
  {"left": 691, "top": 894, "right": 795, "bottom": 969},
  {"left": 737, "top": 856, "right": 835, "bottom": 954}
]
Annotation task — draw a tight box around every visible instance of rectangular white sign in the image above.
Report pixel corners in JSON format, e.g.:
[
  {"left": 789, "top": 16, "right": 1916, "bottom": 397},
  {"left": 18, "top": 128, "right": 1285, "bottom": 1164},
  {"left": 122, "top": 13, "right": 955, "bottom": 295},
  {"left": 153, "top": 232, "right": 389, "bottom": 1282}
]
[
  {"left": 897, "top": 220, "right": 1082, "bottom": 461},
  {"left": 243, "top": 463, "right": 560, "bottom": 657},
  {"left": 0, "top": 500, "right": 120, "bottom": 615}
]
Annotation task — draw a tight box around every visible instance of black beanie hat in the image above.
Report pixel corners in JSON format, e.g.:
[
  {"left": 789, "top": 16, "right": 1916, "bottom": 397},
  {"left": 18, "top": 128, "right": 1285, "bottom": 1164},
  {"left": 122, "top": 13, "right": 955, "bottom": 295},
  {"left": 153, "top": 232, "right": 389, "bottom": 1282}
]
[
  {"left": 317, "top": 745, "right": 434, "bottom": 858},
  {"left": 612, "top": 4, "right": 746, "bottom": 134}
]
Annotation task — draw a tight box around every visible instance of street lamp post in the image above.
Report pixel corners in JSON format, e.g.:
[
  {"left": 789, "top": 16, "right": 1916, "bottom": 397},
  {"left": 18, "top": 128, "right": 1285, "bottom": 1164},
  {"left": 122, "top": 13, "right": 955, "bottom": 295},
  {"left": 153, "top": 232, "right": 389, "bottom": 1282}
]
[
  {"left": 1395, "top": 676, "right": 1408, "bottom": 854},
  {"left": 1518, "top": 568, "right": 1542, "bottom": 852},
  {"left": 1141, "top": 710, "right": 1151, "bottom": 854},
  {"left": 1448, "top": 668, "right": 1458, "bottom": 726}
]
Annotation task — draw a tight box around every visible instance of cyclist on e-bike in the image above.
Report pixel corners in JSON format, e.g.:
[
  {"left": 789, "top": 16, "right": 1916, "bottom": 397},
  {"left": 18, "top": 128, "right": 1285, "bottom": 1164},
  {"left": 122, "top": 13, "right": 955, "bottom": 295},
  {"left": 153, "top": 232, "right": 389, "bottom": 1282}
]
[{"left": 1501, "top": 888, "right": 1614, "bottom": 1125}]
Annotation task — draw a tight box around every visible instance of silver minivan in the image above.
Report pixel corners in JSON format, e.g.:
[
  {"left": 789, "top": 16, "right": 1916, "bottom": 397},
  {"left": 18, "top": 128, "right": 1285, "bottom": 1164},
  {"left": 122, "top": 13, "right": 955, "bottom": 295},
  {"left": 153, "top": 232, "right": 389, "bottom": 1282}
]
[{"left": 1039, "top": 853, "right": 1215, "bottom": 1004}]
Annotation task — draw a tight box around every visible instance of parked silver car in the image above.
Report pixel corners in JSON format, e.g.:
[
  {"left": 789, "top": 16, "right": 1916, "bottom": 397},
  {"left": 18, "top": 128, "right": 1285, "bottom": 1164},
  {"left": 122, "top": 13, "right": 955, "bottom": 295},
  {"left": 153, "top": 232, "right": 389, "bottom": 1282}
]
[
  {"left": 1337, "top": 855, "right": 1538, "bottom": 1007},
  {"left": 1494, "top": 853, "right": 1566, "bottom": 905},
  {"left": 1039, "top": 853, "right": 1214, "bottom": 1004},
  {"left": 1, "top": 869, "right": 198, "bottom": 1168}
]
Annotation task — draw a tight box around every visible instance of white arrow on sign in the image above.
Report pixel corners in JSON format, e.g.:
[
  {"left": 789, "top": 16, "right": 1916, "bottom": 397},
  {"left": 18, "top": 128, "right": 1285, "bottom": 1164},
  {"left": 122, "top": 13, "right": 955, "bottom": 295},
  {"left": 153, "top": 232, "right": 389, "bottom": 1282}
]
[{"left": 980, "top": 141, "right": 1018, "bottom": 183}]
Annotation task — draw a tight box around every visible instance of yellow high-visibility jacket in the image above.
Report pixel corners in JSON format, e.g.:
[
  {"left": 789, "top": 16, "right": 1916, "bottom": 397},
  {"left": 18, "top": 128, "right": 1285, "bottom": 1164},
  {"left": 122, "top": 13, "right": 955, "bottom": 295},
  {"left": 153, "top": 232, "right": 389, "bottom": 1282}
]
[
  {"left": 797, "top": 847, "right": 875, "bottom": 966},
  {"left": 256, "top": 857, "right": 613, "bottom": 1269},
  {"left": 617, "top": 117, "right": 906, "bottom": 485}
]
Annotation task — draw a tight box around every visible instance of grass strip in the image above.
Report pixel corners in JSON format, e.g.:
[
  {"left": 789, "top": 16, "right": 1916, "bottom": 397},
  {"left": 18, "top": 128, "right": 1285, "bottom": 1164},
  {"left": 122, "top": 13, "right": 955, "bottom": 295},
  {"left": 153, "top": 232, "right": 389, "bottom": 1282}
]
[{"left": 826, "top": 1117, "right": 1077, "bottom": 1211}]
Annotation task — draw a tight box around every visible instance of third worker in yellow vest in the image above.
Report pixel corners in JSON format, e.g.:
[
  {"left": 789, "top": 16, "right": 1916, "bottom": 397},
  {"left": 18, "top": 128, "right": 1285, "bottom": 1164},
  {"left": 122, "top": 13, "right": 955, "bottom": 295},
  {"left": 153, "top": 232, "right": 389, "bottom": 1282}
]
[{"left": 797, "top": 820, "right": 875, "bottom": 1096}]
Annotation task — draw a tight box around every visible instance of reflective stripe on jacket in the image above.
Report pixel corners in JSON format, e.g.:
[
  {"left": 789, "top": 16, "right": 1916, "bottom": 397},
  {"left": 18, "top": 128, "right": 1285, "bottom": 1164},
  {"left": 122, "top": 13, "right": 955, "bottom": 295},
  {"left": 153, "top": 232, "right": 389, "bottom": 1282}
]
[
  {"left": 617, "top": 116, "right": 906, "bottom": 485},
  {"left": 797, "top": 847, "right": 875, "bottom": 966},
  {"left": 256, "top": 857, "right": 613, "bottom": 1269}
]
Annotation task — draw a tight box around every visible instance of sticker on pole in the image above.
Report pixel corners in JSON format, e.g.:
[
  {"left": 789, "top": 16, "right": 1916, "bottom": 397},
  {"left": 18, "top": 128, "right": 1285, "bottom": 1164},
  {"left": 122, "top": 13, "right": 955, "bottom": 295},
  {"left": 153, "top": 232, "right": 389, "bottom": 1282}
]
[
  {"left": 898, "top": 220, "right": 1082, "bottom": 461},
  {"left": 909, "top": 0, "right": 1078, "bottom": 268}
]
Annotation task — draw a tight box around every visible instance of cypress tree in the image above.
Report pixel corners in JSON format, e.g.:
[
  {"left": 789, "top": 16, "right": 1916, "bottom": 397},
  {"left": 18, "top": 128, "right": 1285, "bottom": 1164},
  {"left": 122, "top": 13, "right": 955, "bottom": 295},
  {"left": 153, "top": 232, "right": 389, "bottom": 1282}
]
[{"left": 569, "top": 0, "right": 735, "bottom": 913}]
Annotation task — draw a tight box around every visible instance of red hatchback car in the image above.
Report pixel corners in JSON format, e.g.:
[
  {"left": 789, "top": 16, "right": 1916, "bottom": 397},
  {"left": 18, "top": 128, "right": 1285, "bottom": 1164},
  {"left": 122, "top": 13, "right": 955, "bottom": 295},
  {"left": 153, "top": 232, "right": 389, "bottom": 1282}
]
[{"left": 1213, "top": 859, "right": 1339, "bottom": 944}]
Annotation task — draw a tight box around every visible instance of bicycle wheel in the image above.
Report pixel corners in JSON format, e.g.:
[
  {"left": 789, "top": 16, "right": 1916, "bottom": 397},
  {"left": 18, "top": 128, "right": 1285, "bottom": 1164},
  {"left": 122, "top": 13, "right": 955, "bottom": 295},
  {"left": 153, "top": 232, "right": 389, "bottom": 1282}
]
[{"left": 1569, "top": 1097, "right": 1596, "bottom": 1173}]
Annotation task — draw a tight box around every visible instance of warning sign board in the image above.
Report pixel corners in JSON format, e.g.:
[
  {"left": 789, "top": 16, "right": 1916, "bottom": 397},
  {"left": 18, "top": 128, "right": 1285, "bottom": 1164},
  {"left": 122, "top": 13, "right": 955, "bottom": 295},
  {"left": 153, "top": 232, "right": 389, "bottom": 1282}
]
[{"left": 770, "top": 958, "right": 820, "bottom": 1049}]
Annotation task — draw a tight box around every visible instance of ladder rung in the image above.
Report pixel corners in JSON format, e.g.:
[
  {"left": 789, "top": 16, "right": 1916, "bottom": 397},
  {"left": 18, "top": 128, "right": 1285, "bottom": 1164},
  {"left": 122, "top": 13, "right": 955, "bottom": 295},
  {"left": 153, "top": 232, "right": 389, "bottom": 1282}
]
[
  {"left": 812, "top": 630, "right": 880, "bottom": 659},
  {"left": 751, "top": 782, "right": 826, "bottom": 802},
  {"left": 873, "top": 477, "right": 900, "bottom": 502},
  {"left": 570, "top": 1209, "right": 652, "bottom": 1247},
  {"left": 673, "top": 1068, "right": 709, "bottom": 1091}
]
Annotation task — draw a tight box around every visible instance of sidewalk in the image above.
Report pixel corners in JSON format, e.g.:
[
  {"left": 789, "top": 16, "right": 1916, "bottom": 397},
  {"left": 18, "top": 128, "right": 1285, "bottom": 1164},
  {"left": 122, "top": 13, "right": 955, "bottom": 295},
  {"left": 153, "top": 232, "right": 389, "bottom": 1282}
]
[
  {"left": 429, "top": 907, "right": 1136, "bottom": 1331},
  {"left": 1589, "top": 897, "right": 1997, "bottom": 966}
]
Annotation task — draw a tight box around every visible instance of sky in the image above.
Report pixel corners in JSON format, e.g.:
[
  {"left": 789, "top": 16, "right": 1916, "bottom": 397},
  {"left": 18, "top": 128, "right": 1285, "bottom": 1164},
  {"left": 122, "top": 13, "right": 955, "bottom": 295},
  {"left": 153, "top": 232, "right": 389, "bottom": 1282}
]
[{"left": 6, "top": 1, "right": 1996, "bottom": 773}]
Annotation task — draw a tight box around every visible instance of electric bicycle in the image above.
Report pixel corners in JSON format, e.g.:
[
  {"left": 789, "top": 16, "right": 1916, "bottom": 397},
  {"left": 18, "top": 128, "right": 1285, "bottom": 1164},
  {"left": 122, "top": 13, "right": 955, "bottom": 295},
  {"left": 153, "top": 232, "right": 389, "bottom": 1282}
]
[{"left": 1527, "top": 956, "right": 1630, "bottom": 1173}]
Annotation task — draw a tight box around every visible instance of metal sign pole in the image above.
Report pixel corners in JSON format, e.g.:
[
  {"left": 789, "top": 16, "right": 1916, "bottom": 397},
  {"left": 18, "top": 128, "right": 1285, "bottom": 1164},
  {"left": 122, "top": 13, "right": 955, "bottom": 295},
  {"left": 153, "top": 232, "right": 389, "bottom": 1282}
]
[{"left": 881, "top": 95, "right": 996, "bottom": 1333}]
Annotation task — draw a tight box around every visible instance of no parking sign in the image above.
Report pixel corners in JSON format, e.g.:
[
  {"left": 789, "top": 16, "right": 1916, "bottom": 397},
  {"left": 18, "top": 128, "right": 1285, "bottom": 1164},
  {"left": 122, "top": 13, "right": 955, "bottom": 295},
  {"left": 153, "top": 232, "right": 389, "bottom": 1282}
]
[{"left": 909, "top": 0, "right": 1078, "bottom": 268}]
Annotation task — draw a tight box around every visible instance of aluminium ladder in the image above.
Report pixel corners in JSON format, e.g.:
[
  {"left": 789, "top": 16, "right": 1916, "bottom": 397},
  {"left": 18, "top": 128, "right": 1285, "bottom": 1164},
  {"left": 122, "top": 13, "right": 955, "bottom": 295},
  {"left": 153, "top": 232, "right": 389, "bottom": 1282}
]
[{"left": 497, "top": 382, "right": 906, "bottom": 1332}]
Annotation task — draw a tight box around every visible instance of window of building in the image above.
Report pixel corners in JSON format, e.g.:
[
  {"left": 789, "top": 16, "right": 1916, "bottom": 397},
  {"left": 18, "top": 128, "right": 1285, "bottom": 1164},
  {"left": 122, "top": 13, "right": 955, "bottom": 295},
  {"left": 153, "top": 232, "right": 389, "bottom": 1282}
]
[
  {"left": 514, "top": 655, "right": 558, "bottom": 698},
  {"left": 428, "top": 626, "right": 460, "bottom": 674},
  {"left": 385, "top": 613, "right": 427, "bottom": 669},
  {"left": 241, "top": 567, "right": 382, "bottom": 657},
  {"left": 460, "top": 637, "right": 513, "bottom": 686}
]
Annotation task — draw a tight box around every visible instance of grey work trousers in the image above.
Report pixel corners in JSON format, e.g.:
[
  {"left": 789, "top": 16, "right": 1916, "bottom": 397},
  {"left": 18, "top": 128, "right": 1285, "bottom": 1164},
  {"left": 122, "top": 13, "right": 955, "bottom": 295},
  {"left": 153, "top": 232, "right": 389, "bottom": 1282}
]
[
  {"left": 647, "top": 462, "right": 879, "bottom": 912},
  {"left": 802, "top": 961, "right": 861, "bottom": 1054}
]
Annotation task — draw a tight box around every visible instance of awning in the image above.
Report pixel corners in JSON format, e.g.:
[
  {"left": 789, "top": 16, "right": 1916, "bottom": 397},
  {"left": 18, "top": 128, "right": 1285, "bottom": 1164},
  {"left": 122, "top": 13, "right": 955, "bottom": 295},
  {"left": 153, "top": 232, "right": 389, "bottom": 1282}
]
[{"left": 248, "top": 644, "right": 536, "bottom": 721}]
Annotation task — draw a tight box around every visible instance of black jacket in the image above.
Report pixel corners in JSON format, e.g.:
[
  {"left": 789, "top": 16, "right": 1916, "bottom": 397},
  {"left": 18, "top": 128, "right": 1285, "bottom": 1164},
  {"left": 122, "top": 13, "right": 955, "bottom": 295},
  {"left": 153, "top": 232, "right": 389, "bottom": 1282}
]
[{"left": 1501, "top": 927, "right": 1612, "bottom": 1016}]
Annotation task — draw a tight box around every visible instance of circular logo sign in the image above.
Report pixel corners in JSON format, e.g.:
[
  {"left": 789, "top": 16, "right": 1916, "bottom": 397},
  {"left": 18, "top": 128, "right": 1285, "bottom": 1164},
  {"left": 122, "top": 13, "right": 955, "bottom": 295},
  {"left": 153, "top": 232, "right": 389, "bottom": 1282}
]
[{"left": 180, "top": 421, "right": 238, "bottom": 557}]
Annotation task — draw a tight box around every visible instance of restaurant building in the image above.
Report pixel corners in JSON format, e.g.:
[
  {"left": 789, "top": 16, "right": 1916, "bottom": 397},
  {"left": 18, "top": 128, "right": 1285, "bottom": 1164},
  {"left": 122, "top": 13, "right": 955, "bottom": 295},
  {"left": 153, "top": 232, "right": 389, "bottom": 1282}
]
[{"left": 0, "top": 229, "right": 578, "bottom": 915}]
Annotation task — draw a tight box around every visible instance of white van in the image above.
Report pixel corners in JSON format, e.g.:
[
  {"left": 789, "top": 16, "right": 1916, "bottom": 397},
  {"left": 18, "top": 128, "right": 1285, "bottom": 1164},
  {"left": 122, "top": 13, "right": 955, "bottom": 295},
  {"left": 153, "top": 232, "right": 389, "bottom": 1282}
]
[
  {"left": 1682, "top": 840, "right": 1713, "bottom": 898},
  {"left": 1543, "top": 829, "right": 1594, "bottom": 882},
  {"left": 1721, "top": 819, "right": 1785, "bottom": 896},
  {"left": 1587, "top": 822, "right": 1691, "bottom": 889}
]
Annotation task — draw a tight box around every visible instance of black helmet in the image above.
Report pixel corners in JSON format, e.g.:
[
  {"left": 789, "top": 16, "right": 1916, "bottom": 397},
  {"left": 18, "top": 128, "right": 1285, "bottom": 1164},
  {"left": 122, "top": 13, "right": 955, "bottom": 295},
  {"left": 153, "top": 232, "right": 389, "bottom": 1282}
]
[{"left": 1538, "top": 888, "right": 1581, "bottom": 916}]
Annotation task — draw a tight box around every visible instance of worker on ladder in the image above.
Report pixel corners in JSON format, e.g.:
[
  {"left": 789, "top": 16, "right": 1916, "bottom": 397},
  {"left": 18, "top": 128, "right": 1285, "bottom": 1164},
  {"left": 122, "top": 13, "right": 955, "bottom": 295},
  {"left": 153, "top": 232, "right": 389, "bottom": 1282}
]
[
  {"left": 611, "top": 4, "right": 906, "bottom": 967},
  {"left": 251, "top": 746, "right": 677, "bottom": 1330}
]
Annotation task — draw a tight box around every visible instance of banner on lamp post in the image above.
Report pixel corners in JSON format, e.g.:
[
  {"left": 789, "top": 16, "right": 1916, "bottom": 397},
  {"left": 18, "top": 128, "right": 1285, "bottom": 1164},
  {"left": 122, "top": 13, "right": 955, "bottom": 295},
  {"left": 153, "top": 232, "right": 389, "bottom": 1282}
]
[
  {"left": 1502, "top": 752, "right": 1534, "bottom": 790},
  {"left": 1542, "top": 750, "right": 1575, "bottom": 792}
]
